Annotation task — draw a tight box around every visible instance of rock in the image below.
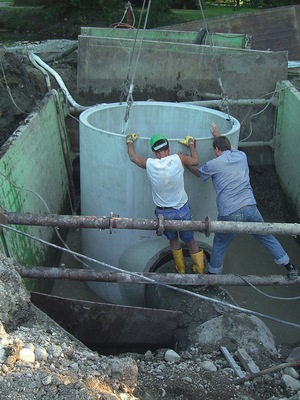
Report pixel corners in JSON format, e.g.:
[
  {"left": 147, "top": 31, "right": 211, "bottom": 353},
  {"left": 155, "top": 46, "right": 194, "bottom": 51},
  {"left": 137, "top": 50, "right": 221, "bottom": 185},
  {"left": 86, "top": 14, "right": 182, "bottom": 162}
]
[
  {"left": 284, "top": 366, "right": 299, "bottom": 379},
  {"left": 0, "top": 254, "right": 31, "bottom": 332},
  {"left": 19, "top": 347, "right": 35, "bottom": 363},
  {"left": 164, "top": 349, "right": 181, "bottom": 362},
  {"left": 35, "top": 347, "right": 48, "bottom": 361},
  {"left": 281, "top": 374, "right": 300, "bottom": 391},
  {"left": 42, "top": 375, "right": 52, "bottom": 385},
  {"left": 0, "top": 321, "right": 8, "bottom": 340},
  {"left": 199, "top": 360, "right": 217, "bottom": 372},
  {"left": 144, "top": 350, "right": 153, "bottom": 361},
  {"left": 109, "top": 357, "right": 138, "bottom": 392},
  {"left": 192, "top": 313, "right": 278, "bottom": 362},
  {"left": 0, "top": 345, "right": 6, "bottom": 362}
]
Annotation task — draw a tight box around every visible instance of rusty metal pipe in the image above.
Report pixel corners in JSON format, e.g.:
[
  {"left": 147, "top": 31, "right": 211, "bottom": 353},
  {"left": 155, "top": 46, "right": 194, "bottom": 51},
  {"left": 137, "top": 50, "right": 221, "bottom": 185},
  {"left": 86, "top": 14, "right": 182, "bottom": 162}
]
[
  {"left": 18, "top": 267, "right": 296, "bottom": 286},
  {"left": 1, "top": 210, "right": 300, "bottom": 236},
  {"left": 186, "top": 97, "right": 278, "bottom": 107}
]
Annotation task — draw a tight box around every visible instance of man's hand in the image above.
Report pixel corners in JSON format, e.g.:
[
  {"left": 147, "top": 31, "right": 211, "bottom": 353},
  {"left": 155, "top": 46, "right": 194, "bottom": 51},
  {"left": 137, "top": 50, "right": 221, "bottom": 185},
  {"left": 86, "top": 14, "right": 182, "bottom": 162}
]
[
  {"left": 126, "top": 133, "right": 139, "bottom": 144},
  {"left": 179, "top": 136, "right": 195, "bottom": 147},
  {"left": 211, "top": 123, "right": 220, "bottom": 138}
]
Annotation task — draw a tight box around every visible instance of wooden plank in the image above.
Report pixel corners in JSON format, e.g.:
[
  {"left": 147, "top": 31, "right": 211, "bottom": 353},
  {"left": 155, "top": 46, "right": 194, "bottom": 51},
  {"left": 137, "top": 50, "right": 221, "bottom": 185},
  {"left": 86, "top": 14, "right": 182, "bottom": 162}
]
[
  {"left": 220, "top": 346, "right": 245, "bottom": 379},
  {"left": 236, "top": 348, "right": 260, "bottom": 374}
]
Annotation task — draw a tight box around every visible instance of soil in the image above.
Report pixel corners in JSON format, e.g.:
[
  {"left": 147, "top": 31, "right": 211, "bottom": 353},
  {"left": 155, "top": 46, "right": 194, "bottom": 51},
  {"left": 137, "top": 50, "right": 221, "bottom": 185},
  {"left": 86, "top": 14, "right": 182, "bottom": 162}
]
[
  {"left": 0, "top": 40, "right": 79, "bottom": 148},
  {"left": 1, "top": 32, "right": 300, "bottom": 400}
]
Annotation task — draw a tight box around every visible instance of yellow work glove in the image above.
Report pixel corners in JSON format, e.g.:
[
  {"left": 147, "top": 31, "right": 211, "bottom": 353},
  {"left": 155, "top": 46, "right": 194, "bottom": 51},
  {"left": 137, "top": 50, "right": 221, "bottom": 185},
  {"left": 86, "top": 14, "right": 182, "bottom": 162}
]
[
  {"left": 179, "top": 135, "right": 195, "bottom": 147},
  {"left": 126, "top": 133, "right": 139, "bottom": 144}
]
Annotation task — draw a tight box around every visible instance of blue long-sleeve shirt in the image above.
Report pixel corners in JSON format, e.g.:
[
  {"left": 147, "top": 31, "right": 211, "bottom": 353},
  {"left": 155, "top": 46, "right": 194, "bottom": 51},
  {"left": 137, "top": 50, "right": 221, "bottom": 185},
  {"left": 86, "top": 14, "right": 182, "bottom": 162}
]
[{"left": 198, "top": 149, "right": 256, "bottom": 217}]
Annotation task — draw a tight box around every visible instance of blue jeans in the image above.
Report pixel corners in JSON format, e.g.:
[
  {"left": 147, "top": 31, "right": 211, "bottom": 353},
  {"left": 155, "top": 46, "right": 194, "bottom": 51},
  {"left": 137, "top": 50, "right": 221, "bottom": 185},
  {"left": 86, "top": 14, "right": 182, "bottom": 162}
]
[
  {"left": 208, "top": 205, "right": 289, "bottom": 274},
  {"left": 155, "top": 202, "right": 194, "bottom": 243}
]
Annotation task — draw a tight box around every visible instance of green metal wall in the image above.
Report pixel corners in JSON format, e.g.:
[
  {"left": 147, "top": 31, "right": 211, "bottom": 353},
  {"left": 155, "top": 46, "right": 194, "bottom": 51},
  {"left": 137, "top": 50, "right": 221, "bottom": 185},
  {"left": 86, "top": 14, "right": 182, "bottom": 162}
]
[
  {"left": 274, "top": 81, "right": 300, "bottom": 221},
  {"left": 0, "top": 91, "right": 71, "bottom": 272},
  {"left": 80, "top": 28, "right": 250, "bottom": 48}
]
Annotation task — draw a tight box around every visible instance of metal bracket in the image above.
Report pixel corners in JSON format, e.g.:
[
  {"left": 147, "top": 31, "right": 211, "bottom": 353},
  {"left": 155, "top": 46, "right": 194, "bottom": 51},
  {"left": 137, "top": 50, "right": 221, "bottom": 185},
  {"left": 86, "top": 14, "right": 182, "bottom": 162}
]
[
  {"left": 108, "top": 212, "right": 119, "bottom": 234},
  {"left": 156, "top": 214, "right": 164, "bottom": 236}
]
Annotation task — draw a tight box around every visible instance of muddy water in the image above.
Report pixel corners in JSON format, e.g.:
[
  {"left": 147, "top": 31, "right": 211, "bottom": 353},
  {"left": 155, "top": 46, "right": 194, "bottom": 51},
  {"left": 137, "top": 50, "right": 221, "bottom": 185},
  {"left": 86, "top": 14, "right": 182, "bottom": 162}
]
[
  {"left": 223, "top": 233, "right": 300, "bottom": 346},
  {"left": 51, "top": 229, "right": 107, "bottom": 303},
  {"left": 52, "top": 228, "right": 300, "bottom": 346}
]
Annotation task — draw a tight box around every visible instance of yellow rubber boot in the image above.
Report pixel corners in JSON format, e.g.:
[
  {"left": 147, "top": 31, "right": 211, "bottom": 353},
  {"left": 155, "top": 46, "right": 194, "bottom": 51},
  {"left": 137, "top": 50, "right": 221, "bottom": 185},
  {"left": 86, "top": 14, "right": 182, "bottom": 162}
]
[
  {"left": 191, "top": 250, "right": 204, "bottom": 274},
  {"left": 172, "top": 248, "right": 186, "bottom": 274}
]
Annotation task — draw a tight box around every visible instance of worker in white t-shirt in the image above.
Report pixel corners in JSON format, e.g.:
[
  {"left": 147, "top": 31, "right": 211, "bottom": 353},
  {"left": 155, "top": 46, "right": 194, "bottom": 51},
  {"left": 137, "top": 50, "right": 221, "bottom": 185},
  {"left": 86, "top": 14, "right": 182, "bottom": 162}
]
[{"left": 126, "top": 133, "right": 204, "bottom": 274}]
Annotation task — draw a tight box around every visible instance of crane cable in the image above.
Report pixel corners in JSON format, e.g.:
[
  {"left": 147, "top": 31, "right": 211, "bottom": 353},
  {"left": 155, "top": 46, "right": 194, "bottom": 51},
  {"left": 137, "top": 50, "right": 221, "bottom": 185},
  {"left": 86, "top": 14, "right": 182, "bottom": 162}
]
[
  {"left": 121, "top": 0, "right": 152, "bottom": 134},
  {"left": 121, "top": 0, "right": 230, "bottom": 132},
  {"left": 196, "top": 0, "right": 231, "bottom": 120}
]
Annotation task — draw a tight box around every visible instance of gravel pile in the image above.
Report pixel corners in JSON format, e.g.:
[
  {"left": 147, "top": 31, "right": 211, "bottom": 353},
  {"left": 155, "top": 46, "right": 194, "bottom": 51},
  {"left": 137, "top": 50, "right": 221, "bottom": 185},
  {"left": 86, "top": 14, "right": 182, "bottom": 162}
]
[{"left": 0, "top": 254, "right": 137, "bottom": 400}]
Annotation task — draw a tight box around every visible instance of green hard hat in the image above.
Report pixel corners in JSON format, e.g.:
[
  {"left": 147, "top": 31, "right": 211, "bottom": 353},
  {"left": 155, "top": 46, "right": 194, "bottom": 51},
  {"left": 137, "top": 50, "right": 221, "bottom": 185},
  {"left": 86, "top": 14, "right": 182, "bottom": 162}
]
[{"left": 150, "top": 134, "right": 168, "bottom": 150}]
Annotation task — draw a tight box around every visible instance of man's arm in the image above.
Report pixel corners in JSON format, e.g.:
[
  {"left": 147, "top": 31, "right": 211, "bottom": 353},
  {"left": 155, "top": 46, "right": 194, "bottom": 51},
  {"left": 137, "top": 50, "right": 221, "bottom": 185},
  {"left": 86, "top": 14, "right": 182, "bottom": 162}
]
[
  {"left": 211, "top": 122, "right": 220, "bottom": 138},
  {"left": 186, "top": 164, "right": 200, "bottom": 177},
  {"left": 178, "top": 136, "right": 199, "bottom": 167},
  {"left": 212, "top": 122, "right": 235, "bottom": 150},
  {"left": 186, "top": 123, "right": 219, "bottom": 176},
  {"left": 126, "top": 134, "right": 147, "bottom": 169},
  {"left": 127, "top": 142, "right": 147, "bottom": 169}
]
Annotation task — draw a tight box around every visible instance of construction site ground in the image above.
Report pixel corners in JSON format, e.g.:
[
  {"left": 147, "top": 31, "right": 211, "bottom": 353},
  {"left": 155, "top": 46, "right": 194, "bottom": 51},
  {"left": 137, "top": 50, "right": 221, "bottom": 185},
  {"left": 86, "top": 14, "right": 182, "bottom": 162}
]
[{"left": 1, "top": 39, "right": 300, "bottom": 400}]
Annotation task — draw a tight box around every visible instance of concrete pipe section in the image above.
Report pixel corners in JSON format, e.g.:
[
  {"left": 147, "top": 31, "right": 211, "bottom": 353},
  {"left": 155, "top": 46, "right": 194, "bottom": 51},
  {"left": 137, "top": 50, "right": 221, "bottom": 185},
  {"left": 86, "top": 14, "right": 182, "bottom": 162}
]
[{"left": 79, "top": 101, "right": 240, "bottom": 306}]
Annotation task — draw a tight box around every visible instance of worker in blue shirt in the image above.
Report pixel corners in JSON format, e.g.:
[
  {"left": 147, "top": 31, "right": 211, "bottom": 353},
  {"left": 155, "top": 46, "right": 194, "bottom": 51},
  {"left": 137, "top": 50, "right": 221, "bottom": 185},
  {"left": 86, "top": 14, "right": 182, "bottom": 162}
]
[{"left": 188, "top": 123, "right": 297, "bottom": 281}]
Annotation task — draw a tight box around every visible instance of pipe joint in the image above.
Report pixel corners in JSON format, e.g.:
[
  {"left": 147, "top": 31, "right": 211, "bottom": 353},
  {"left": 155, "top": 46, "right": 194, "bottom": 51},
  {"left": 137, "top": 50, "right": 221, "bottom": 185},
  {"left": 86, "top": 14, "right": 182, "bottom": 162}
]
[
  {"left": 156, "top": 214, "right": 164, "bottom": 236},
  {"left": 204, "top": 216, "right": 211, "bottom": 237},
  {"left": 109, "top": 212, "right": 119, "bottom": 234}
]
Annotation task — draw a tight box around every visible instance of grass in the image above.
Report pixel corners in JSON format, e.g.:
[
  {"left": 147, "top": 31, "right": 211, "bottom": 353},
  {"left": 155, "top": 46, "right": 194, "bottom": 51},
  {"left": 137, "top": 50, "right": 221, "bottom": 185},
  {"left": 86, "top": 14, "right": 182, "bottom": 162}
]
[
  {"left": 171, "top": 6, "right": 258, "bottom": 21},
  {"left": 0, "top": 0, "right": 42, "bottom": 9}
]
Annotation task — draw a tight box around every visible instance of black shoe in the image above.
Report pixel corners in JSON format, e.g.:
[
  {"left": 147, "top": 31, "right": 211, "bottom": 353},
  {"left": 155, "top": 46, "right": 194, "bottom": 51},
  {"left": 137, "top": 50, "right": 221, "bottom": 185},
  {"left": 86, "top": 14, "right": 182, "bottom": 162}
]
[{"left": 285, "top": 263, "right": 298, "bottom": 281}]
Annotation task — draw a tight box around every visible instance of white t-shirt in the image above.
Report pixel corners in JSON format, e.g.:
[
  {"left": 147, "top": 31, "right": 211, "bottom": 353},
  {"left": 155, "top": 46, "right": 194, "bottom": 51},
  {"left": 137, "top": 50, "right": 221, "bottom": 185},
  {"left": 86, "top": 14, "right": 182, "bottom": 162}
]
[{"left": 146, "top": 154, "right": 188, "bottom": 209}]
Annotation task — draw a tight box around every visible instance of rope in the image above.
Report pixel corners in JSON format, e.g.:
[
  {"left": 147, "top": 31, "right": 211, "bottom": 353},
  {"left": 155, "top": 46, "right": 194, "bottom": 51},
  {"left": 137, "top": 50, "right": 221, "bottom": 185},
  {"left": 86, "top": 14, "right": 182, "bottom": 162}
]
[
  {"left": 239, "top": 91, "right": 278, "bottom": 142},
  {"left": 106, "top": 3, "right": 136, "bottom": 37},
  {"left": 236, "top": 274, "right": 300, "bottom": 301}
]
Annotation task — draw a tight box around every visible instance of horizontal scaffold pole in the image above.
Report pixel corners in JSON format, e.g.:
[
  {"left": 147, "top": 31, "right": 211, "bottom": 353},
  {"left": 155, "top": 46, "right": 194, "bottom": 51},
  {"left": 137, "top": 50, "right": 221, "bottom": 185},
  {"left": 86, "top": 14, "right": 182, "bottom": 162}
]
[
  {"left": 18, "top": 267, "right": 298, "bottom": 285},
  {"left": 186, "top": 97, "right": 278, "bottom": 107},
  {"left": 1, "top": 210, "right": 300, "bottom": 236}
]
